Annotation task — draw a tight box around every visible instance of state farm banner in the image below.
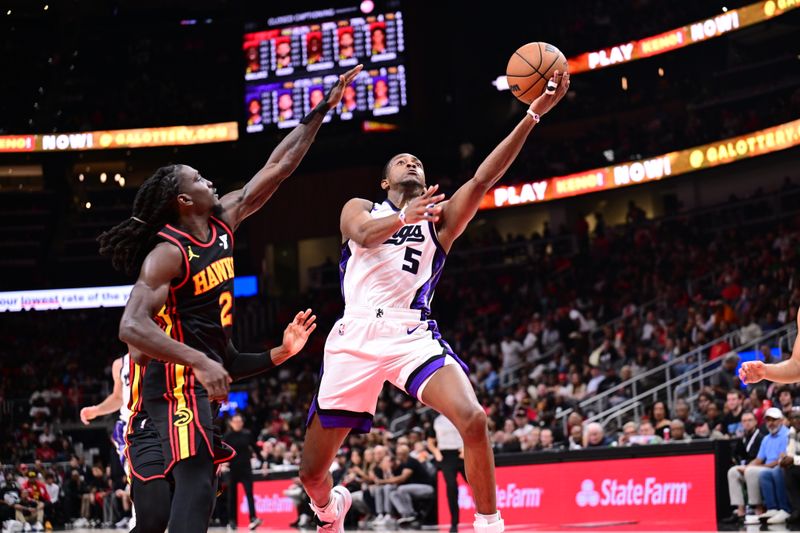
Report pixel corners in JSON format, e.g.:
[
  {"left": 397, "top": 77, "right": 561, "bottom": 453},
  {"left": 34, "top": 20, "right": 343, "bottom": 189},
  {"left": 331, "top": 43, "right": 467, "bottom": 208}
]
[
  {"left": 0, "top": 122, "right": 238, "bottom": 153},
  {"left": 438, "top": 454, "right": 717, "bottom": 530},
  {"left": 481, "top": 119, "right": 800, "bottom": 210},
  {"left": 237, "top": 479, "right": 298, "bottom": 529}
]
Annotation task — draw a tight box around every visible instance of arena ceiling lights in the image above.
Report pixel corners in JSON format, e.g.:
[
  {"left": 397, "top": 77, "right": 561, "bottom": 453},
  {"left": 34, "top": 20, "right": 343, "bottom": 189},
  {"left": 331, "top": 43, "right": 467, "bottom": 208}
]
[{"left": 492, "top": 0, "right": 799, "bottom": 89}]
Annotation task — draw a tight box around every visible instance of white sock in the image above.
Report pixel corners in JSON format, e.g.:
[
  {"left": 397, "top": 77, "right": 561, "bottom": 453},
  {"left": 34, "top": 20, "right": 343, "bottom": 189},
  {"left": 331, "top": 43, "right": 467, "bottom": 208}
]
[
  {"left": 476, "top": 512, "right": 501, "bottom": 524},
  {"left": 311, "top": 492, "right": 337, "bottom": 522}
]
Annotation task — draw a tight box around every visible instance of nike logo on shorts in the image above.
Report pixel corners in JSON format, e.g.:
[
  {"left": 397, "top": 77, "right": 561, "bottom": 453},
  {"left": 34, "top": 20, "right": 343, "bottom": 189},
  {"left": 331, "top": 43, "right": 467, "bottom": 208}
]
[{"left": 407, "top": 324, "right": 422, "bottom": 335}]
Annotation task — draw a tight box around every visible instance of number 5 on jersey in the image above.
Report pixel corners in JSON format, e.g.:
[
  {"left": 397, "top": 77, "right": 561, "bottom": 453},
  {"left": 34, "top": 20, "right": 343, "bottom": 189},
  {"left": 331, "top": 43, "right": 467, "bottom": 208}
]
[{"left": 402, "top": 247, "right": 422, "bottom": 275}]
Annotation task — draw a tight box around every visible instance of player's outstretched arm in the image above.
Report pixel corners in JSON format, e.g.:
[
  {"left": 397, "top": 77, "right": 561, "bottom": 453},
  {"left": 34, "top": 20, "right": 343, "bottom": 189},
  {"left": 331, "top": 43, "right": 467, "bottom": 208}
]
[
  {"left": 80, "top": 357, "right": 124, "bottom": 424},
  {"left": 220, "top": 65, "right": 363, "bottom": 230},
  {"left": 341, "top": 186, "right": 445, "bottom": 248},
  {"left": 227, "top": 309, "right": 317, "bottom": 381},
  {"left": 740, "top": 309, "right": 800, "bottom": 384},
  {"left": 437, "top": 71, "right": 570, "bottom": 251},
  {"left": 119, "top": 243, "right": 231, "bottom": 400}
]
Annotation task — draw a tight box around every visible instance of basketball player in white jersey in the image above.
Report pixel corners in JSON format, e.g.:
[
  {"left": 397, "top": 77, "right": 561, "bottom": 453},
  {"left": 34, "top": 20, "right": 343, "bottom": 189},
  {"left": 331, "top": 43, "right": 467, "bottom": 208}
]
[
  {"left": 80, "top": 353, "right": 136, "bottom": 529},
  {"left": 299, "top": 70, "right": 569, "bottom": 532}
]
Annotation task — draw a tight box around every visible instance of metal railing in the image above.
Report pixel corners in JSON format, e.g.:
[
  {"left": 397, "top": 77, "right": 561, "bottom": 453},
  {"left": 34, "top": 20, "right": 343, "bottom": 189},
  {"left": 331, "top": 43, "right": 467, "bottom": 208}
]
[
  {"left": 565, "top": 328, "right": 741, "bottom": 421},
  {"left": 583, "top": 324, "right": 795, "bottom": 431}
]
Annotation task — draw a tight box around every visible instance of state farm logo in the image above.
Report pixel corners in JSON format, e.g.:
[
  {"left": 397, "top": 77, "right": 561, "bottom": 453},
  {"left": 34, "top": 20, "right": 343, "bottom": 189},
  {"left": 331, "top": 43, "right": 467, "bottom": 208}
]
[
  {"left": 575, "top": 478, "right": 691, "bottom": 507},
  {"left": 458, "top": 483, "right": 543, "bottom": 510},
  {"left": 575, "top": 480, "right": 600, "bottom": 507}
]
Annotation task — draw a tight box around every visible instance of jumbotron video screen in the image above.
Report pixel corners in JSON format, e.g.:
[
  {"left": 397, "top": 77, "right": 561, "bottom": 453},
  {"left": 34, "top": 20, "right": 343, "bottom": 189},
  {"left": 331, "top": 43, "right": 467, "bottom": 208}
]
[{"left": 243, "top": 2, "right": 407, "bottom": 131}]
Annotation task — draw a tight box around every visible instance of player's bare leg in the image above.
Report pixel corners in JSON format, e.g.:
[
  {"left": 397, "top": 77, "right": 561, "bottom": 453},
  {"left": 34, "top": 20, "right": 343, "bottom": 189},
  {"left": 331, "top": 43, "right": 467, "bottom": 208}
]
[
  {"left": 299, "top": 414, "right": 352, "bottom": 529},
  {"left": 421, "top": 364, "right": 503, "bottom": 530}
]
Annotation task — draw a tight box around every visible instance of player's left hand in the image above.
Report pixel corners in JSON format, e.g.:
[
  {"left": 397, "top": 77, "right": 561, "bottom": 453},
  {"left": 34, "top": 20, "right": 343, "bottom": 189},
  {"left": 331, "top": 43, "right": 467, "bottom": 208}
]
[
  {"left": 529, "top": 70, "right": 570, "bottom": 116},
  {"left": 325, "top": 65, "right": 363, "bottom": 109},
  {"left": 281, "top": 308, "right": 317, "bottom": 358},
  {"left": 80, "top": 406, "right": 96, "bottom": 425}
]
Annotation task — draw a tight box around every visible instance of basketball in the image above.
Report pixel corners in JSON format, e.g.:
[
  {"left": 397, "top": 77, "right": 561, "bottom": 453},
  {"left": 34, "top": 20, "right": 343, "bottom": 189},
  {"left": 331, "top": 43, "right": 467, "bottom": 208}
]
[{"left": 506, "top": 42, "right": 569, "bottom": 104}]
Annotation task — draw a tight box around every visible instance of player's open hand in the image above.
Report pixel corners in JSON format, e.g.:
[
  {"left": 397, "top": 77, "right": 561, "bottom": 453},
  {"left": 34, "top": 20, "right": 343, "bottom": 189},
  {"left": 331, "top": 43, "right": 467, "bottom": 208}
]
[
  {"left": 194, "top": 358, "right": 232, "bottom": 402},
  {"left": 80, "top": 406, "right": 96, "bottom": 425},
  {"left": 280, "top": 308, "right": 317, "bottom": 360},
  {"left": 739, "top": 360, "right": 767, "bottom": 384},
  {"left": 529, "top": 70, "right": 570, "bottom": 116},
  {"left": 326, "top": 65, "right": 364, "bottom": 109},
  {"left": 404, "top": 185, "right": 446, "bottom": 224}
]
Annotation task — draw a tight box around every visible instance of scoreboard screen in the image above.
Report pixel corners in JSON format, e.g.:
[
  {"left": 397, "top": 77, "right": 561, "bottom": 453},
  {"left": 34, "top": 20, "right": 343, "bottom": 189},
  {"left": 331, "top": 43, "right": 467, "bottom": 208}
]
[{"left": 243, "top": 3, "right": 408, "bottom": 132}]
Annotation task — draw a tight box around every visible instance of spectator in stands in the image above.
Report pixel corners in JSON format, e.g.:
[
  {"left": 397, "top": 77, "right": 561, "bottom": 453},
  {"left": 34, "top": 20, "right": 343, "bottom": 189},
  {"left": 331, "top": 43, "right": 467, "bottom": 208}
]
[
  {"left": 721, "top": 389, "right": 745, "bottom": 437},
  {"left": 712, "top": 353, "right": 741, "bottom": 397},
  {"left": 634, "top": 421, "right": 662, "bottom": 445},
  {"left": 672, "top": 399, "right": 695, "bottom": 436},
  {"left": 14, "top": 489, "right": 45, "bottom": 531},
  {"left": 370, "top": 450, "right": 396, "bottom": 527},
  {"left": 725, "top": 411, "right": 766, "bottom": 523},
  {"left": 758, "top": 408, "right": 794, "bottom": 524},
  {"left": 584, "top": 365, "right": 606, "bottom": 397},
  {"left": 776, "top": 386, "right": 797, "bottom": 418},
  {"left": 511, "top": 406, "right": 534, "bottom": 438},
  {"left": 706, "top": 401, "right": 724, "bottom": 434},
  {"left": 539, "top": 428, "right": 562, "bottom": 451},
  {"left": 732, "top": 408, "right": 789, "bottom": 524},
  {"left": 618, "top": 421, "right": 638, "bottom": 446},
  {"left": 386, "top": 444, "right": 435, "bottom": 526},
  {"left": 668, "top": 420, "right": 690, "bottom": 442},
  {"left": 567, "top": 425, "right": 583, "bottom": 450},
  {"left": 584, "top": 422, "right": 612, "bottom": 448},
  {"left": 650, "top": 401, "right": 671, "bottom": 438}
]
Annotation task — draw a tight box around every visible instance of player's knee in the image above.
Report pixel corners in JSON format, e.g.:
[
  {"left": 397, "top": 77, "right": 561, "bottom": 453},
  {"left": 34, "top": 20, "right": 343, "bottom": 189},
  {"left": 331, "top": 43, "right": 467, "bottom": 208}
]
[{"left": 458, "top": 408, "right": 489, "bottom": 445}]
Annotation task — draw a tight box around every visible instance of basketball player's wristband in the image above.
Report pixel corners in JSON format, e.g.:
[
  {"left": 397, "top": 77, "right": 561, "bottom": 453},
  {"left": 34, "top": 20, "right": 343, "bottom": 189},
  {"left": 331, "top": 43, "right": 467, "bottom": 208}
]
[
  {"left": 398, "top": 205, "right": 408, "bottom": 225},
  {"left": 526, "top": 109, "right": 540, "bottom": 123}
]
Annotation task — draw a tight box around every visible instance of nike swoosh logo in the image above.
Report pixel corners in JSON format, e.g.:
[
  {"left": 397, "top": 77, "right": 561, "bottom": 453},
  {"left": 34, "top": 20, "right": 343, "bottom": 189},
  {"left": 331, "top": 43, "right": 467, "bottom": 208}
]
[{"left": 407, "top": 324, "right": 422, "bottom": 335}]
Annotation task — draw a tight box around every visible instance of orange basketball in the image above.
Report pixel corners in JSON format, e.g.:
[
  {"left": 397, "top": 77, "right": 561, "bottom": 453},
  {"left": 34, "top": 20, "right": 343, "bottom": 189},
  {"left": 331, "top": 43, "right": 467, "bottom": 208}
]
[{"left": 506, "top": 42, "right": 569, "bottom": 104}]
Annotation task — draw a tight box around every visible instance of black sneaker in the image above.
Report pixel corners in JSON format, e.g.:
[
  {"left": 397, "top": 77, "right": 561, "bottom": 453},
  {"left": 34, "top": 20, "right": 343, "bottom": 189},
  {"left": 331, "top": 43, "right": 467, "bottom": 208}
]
[{"left": 720, "top": 513, "right": 744, "bottom": 524}]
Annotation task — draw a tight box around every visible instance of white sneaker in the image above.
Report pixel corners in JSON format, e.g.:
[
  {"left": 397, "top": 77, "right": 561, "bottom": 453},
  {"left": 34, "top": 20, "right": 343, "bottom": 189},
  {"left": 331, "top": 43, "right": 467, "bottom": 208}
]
[
  {"left": 473, "top": 513, "right": 505, "bottom": 533},
  {"left": 758, "top": 509, "right": 779, "bottom": 519},
  {"left": 767, "top": 510, "right": 791, "bottom": 524},
  {"left": 22, "top": 524, "right": 31, "bottom": 533},
  {"left": 744, "top": 514, "right": 760, "bottom": 524},
  {"left": 316, "top": 486, "right": 352, "bottom": 533},
  {"left": 31, "top": 525, "right": 43, "bottom": 532}
]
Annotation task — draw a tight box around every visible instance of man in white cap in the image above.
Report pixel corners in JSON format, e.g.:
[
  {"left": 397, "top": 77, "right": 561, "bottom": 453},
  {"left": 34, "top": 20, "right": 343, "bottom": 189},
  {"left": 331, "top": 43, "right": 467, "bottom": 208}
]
[{"left": 757, "top": 407, "right": 793, "bottom": 524}]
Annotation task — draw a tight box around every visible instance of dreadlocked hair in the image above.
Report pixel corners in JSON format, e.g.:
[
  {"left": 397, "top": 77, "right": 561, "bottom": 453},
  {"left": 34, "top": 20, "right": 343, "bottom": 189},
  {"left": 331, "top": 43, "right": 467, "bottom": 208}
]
[{"left": 98, "top": 165, "right": 181, "bottom": 276}]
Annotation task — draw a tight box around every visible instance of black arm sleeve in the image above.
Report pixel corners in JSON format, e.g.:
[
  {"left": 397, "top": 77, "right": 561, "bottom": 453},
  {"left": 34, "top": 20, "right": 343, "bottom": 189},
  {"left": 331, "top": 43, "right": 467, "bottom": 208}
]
[{"left": 225, "top": 341, "right": 276, "bottom": 381}]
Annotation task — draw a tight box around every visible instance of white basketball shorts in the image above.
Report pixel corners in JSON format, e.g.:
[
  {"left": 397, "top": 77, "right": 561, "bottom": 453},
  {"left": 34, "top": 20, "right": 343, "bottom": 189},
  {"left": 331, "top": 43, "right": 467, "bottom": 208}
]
[{"left": 307, "top": 305, "right": 468, "bottom": 433}]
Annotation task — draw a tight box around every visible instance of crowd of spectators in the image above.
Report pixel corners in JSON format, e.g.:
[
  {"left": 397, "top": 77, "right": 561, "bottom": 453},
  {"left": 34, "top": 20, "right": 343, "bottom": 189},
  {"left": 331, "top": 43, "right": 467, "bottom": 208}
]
[{"left": 2, "top": 178, "right": 800, "bottom": 528}]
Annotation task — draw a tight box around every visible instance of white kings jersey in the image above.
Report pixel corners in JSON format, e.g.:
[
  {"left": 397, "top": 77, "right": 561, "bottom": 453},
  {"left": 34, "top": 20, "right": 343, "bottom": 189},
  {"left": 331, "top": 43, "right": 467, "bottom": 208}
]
[
  {"left": 119, "top": 353, "right": 131, "bottom": 425},
  {"left": 340, "top": 199, "right": 446, "bottom": 317}
]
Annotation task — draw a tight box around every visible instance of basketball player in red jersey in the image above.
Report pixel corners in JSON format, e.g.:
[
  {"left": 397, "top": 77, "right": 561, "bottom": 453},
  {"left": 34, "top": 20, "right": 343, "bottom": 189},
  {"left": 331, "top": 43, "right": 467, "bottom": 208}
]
[
  {"left": 98, "top": 65, "right": 362, "bottom": 533},
  {"left": 299, "top": 71, "right": 569, "bottom": 533}
]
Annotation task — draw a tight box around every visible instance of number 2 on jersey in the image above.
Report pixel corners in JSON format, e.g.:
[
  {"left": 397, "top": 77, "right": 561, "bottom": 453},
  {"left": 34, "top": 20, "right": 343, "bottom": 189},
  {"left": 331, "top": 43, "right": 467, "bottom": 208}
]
[
  {"left": 219, "top": 291, "right": 233, "bottom": 327},
  {"left": 402, "top": 247, "right": 422, "bottom": 274}
]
